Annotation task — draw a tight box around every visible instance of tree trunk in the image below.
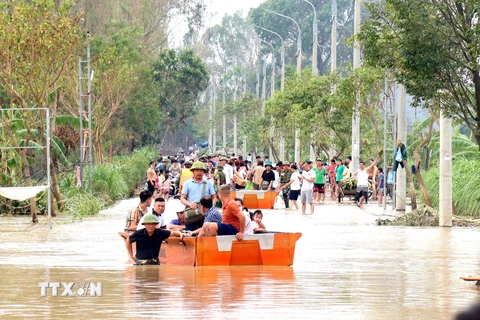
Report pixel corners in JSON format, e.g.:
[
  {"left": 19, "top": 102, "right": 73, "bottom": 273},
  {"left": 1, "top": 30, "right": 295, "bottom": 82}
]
[
  {"left": 412, "top": 113, "right": 436, "bottom": 207},
  {"left": 49, "top": 160, "right": 63, "bottom": 213},
  {"left": 413, "top": 161, "right": 431, "bottom": 207},
  {"left": 402, "top": 159, "right": 417, "bottom": 210},
  {"left": 20, "top": 153, "right": 37, "bottom": 223},
  {"left": 109, "top": 141, "right": 113, "bottom": 163},
  {"left": 160, "top": 123, "right": 170, "bottom": 149}
]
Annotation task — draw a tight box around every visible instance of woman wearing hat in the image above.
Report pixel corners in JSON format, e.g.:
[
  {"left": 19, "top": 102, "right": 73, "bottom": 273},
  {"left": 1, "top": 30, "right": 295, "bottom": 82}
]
[{"left": 260, "top": 161, "right": 275, "bottom": 191}]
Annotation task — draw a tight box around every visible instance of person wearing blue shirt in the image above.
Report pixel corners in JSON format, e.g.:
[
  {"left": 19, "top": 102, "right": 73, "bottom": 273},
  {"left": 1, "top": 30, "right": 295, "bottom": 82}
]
[
  {"left": 180, "top": 161, "right": 216, "bottom": 231},
  {"left": 181, "top": 162, "right": 216, "bottom": 205}
]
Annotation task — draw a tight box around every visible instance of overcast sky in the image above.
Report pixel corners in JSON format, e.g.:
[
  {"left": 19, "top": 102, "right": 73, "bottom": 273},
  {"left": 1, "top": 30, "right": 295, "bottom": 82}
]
[{"left": 169, "top": 0, "right": 266, "bottom": 47}]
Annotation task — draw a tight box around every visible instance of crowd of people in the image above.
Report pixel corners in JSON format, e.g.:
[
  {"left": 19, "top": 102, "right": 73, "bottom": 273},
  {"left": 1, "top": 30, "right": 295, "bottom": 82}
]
[{"left": 121, "top": 150, "right": 388, "bottom": 265}]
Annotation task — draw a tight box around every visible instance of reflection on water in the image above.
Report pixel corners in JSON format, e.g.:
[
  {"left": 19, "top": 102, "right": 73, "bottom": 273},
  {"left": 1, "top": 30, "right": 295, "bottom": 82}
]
[{"left": 1, "top": 198, "right": 480, "bottom": 319}]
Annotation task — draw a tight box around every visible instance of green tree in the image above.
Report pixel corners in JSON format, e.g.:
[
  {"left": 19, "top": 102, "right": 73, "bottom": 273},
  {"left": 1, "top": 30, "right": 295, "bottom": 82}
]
[
  {"left": 249, "top": 0, "right": 355, "bottom": 74},
  {"left": 153, "top": 49, "right": 209, "bottom": 148},
  {"left": 358, "top": 0, "right": 480, "bottom": 146},
  {"left": 0, "top": 0, "right": 81, "bottom": 222}
]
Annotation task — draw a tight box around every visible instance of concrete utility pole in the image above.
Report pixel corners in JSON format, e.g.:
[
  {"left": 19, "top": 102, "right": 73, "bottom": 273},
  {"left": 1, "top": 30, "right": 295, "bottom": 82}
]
[
  {"left": 212, "top": 71, "right": 224, "bottom": 154},
  {"left": 331, "top": 0, "right": 337, "bottom": 74},
  {"left": 256, "top": 66, "right": 260, "bottom": 97},
  {"left": 302, "top": 0, "right": 318, "bottom": 76},
  {"left": 439, "top": 111, "right": 453, "bottom": 226},
  {"left": 254, "top": 24, "right": 286, "bottom": 159},
  {"left": 233, "top": 75, "right": 238, "bottom": 156},
  {"left": 269, "top": 53, "right": 275, "bottom": 160},
  {"left": 328, "top": 0, "right": 338, "bottom": 159},
  {"left": 264, "top": 8, "right": 302, "bottom": 163},
  {"left": 396, "top": 84, "right": 407, "bottom": 211},
  {"left": 261, "top": 59, "right": 267, "bottom": 116},
  {"left": 302, "top": 0, "right": 318, "bottom": 161},
  {"left": 351, "top": 0, "right": 361, "bottom": 174},
  {"left": 212, "top": 82, "right": 216, "bottom": 153},
  {"left": 208, "top": 83, "right": 213, "bottom": 155},
  {"left": 222, "top": 77, "right": 226, "bottom": 154}
]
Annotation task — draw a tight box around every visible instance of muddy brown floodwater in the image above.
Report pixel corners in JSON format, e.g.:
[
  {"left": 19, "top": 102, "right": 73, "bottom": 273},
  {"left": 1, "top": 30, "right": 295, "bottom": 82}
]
[{"left": 0, "top": 198, "right": 479, "bottom": 319}]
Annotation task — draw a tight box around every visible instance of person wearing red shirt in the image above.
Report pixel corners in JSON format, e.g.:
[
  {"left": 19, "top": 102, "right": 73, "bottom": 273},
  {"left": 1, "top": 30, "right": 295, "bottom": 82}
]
[{"left": 202, "top": 185, "right": 245, "bottom": 240}]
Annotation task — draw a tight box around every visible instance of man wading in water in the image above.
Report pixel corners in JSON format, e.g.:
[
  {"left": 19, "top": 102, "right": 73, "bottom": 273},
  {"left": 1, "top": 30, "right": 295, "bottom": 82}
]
[{"left": 125, "top": 214, "right": 184, "bottom": 265}]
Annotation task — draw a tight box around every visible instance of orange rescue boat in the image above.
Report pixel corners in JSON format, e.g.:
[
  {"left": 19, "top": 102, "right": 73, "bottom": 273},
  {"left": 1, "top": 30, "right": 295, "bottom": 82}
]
[
  {"left": 119, "top": 232, "right": 302, "bottom": 267},
  {"left": 230, "top": 190, "right": 279, "bottom": 209}
]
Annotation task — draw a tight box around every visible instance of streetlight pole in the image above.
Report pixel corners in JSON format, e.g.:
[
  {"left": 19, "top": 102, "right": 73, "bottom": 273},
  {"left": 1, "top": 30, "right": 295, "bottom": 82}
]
[
  {"left": 211, "top": 71, "right": 224, "bottom": 155},
  {"left": 254, "top": 24, "right": 286, "bottom": 160},
  {"left": 301, "top": 0, "right": 318, "bottom": 160},
  {"left": 254, "top": 25, "right": 285, "bottom": 92},
  {"left": 351, "top": 0, "right": 362, "bottom": 174},
  {"left": 264, "top": 8, "right": 302, "bottom": 163},
  {"left": 263, "top": 9, "right": 301, "bottom": 76},
  {"left": 328, "top": 0, "right": 338, "bottom": 159},
  {"left": 233, "top": 74, "right": 238, "bottom": 156},
  {"left": 208, "top": 80, "right": 213, "bottom": 155},
  {"left": 331, "top": 0, "right": 337, "bottom": 74},
  {"left": 301, "top": 0, "right": 318, "bottom": 76}
]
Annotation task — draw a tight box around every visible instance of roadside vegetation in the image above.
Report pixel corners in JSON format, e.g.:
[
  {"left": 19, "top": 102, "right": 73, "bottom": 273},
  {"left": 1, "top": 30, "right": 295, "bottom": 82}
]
[{"left": 1, "top": 0, "right": 479, "bottom": 225}]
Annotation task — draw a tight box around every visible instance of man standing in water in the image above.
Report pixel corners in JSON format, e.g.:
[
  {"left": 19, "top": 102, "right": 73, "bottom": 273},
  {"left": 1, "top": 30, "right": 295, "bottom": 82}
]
[
  {"left": 353, "top": 155, "right": 380, "bottom": 208},
  {"left": 299, "top": 162, "right": 316, "bottom": 215},
  {"left": 126, "top": 214, "right": 184, "bottom": 265},
  {"left": 313, "top": 159, "right": 326, "bottom": 203}
]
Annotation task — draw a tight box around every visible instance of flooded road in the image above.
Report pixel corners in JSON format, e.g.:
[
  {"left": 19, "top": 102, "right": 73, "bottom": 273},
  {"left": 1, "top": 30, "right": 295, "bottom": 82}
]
[{"left": 1, "top": 198, "right": 479, "bottom": 319}]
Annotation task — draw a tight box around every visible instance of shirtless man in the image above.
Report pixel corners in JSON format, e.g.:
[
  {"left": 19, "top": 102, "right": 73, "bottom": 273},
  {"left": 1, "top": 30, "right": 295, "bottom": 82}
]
[
  {"left": 353, "top": 155, "right": 380, "bottom": 208},
  {"left": 147, "top": 161, "right": 157, "bottom": 198}
]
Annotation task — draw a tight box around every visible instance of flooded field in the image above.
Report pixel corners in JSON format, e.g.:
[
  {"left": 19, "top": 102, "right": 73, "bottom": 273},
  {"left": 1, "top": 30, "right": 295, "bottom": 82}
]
[{"left": 0, "top": 198, "right": 479, "bottom": 319}]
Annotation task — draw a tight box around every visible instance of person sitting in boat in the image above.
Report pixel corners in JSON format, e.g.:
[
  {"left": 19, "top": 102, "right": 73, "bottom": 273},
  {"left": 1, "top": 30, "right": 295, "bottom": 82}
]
[
  {"left": 234, "top": 198, "right": 254, "bottom": 235},
  {"left": 202, "top": 185, "right": 245, "bottom": 240},
  {"left": 126, "top": 214, "right": 184, "bottom": 265},
  {"left": 188, "top": 196, "right": 223, "bottom": 236},
  {"left": 168, "top": 201, "right": 186, "bottom": 231},
  {"left": 124, "top": 190, "right": 152, "bottom": 232},
  {"left": 251, "top": 210, "right": 266, "bottom": 233},
  {"left": 137, "top": 197, "right": 167, "bottom": 230}
]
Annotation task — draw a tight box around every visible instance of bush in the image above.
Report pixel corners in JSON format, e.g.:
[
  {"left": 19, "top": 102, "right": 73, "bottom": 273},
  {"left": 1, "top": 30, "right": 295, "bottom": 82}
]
[
  {"left": 422, "top": 158, "right": 480, "bottom": 217},
  {"left": 92, "top": 163, "right": 129, "bottom": 204},
  {"left": 113, "top": 146, "right": 156, "bottom": 194},
  {"left": 63, "top": 190, "right": 105, "bottom": 220},
  {"left": 57, "top": 146, "right": 156, "bottom": 218}
]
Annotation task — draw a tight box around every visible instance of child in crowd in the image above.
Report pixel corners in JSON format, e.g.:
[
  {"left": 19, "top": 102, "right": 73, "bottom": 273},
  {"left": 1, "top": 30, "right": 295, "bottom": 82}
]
[
  {"left": 377, "top": 168, "right": 384, "bottom": 205},
  {"left": 251, "top": 210, "right": 266, "bottom": 233}
]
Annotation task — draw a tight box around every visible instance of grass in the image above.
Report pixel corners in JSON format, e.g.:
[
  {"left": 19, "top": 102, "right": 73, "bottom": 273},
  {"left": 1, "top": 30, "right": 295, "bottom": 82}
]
[
  {"left": 63, "top": 190, "right": 106, "bottom": 221},
  {"left": 55, "top": 146, "right": 157, "bottom": 219},
  {"left": 422, "top": 158, "right": 480, "bottom": 217}
]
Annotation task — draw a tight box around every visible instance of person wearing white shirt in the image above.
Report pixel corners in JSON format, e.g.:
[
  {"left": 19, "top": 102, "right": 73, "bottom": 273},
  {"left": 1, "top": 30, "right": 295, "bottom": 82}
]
[
  {"left": 299, "top": 162, "right": 316, "bottom": 215},
  {"left": 272, "top": 163, "right": 281, "bottom": 189},
  {"left": 137, "top": 198, "right": 167, "bottom": 230},
  {"left": 219, "top": 156, "right": 234, "bottom": 187},
  {"left": 234, "top": 198, "right": 254, "bottom": 235}
]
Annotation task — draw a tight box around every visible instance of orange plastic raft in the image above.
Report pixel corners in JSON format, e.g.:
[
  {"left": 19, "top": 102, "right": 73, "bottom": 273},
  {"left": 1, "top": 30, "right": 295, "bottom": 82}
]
[
  {"left": 120, "top": 232, "right": 302, "bottom": 267},
  {"left": 230, "top": 190, "right": 279, "bottom": 209}
]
